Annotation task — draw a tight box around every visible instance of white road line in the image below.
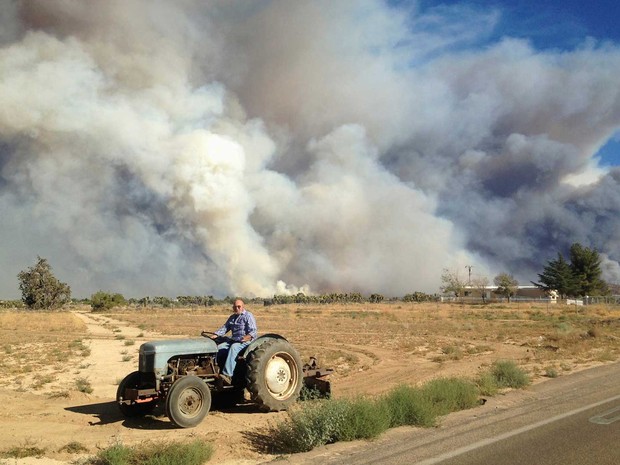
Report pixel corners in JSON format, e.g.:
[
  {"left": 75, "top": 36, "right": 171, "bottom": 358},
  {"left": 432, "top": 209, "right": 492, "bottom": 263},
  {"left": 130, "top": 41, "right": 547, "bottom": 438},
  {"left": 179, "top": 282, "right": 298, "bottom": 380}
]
[
  {"left": 415, "top": 394, "right": 620, "bottom": 465},
  {"left": 589, "top": 405, "right": 620, "bottom": 425}
]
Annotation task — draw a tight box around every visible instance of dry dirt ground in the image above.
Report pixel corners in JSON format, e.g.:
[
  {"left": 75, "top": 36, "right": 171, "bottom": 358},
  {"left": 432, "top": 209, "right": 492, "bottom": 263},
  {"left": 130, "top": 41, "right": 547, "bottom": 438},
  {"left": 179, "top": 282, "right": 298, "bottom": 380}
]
[{"left": 0, "top": 301, "right": 619, "bottom": 464}]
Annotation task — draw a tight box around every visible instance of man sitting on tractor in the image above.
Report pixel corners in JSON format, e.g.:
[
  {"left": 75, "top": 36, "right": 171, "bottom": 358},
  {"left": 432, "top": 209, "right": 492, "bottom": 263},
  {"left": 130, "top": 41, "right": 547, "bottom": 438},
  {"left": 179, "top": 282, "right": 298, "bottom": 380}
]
[{"left": 210, "top": 299, "right": 257, "bottom": 385}]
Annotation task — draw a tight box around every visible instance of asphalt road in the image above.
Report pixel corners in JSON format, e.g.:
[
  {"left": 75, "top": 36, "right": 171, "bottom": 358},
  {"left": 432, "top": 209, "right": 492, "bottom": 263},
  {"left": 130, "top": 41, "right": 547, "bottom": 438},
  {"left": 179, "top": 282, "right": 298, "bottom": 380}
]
[{"left": 280, "top": 362, "right": 620, "bottom": 465}]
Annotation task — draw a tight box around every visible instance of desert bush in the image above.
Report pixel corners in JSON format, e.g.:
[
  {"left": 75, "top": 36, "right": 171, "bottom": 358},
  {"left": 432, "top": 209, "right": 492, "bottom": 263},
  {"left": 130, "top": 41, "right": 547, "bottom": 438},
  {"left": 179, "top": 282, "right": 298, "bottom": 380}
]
[
  {"left": 334, "top": 397, "right": 391, "bottom": 442},
  {"left": 382, "top": 384, "right": 436, "bottom": 427},
  {"left": 475, "top": 371, "right": 499, "bottom": 396},
  {"left": 269, "top": 399, "right": 350, "bottom": 452},
  {"left": 403, "top": 292, "right": 437, "bottom": 302},
  {"left": 269, "top": 378, "right": 481, "bottom": 453},
  {"left": 420, "top": 377, "right": 480, "bottom": 415},
  {"left": 91, "top": 291, "right": 126, "bottom": 311},
  {"left": 86, "top": 439, "right": 213, "bottom": 465},
  {"left": 490, "top": 360, "right": 530, "bottom": 388},
  {"left": 17, "top": 257, "right": 71, "bottom": 310}
]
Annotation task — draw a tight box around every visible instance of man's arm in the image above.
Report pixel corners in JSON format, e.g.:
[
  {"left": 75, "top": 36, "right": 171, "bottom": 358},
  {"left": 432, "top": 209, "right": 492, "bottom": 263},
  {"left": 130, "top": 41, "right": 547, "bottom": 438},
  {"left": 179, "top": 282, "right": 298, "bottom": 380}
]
[
  {"left": 214, "top": 315, "right": 232, "bottom": 337},
  {"left": 241, "top": 312, "right": 258, "bottom": 342}
]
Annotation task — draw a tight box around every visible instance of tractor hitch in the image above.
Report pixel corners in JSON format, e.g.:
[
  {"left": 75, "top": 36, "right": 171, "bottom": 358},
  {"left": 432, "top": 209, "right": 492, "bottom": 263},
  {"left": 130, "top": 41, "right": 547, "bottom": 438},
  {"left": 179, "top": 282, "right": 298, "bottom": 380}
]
[{"left": 302, "top": 356, "right": 333, "bottom": 397}]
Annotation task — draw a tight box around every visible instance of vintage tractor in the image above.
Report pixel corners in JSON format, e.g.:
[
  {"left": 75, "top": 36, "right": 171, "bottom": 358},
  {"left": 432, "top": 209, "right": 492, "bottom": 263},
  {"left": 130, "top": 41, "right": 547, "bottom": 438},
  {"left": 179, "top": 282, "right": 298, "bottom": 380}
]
[{"left": 116, "top": 331, "right": 332, "bottom": 428}]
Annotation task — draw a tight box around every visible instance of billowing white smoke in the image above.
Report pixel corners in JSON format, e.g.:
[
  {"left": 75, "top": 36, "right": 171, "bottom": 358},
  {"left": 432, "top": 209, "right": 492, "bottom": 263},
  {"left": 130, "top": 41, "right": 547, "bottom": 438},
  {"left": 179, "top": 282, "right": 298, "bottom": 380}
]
[{"left": 0, "top": 0, "right": 619, "bottom": 298}]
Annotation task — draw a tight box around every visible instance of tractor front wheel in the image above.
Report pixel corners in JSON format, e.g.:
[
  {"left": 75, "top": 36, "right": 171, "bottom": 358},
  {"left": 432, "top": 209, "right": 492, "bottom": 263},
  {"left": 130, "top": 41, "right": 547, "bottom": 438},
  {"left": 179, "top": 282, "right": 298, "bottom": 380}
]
[
  {"left": 246, "top": 339, "right": 303, "bottom": 412},
  {"left": 116, "top": 371, "right": 157, "bottom": 417},
  {"left": 165, "top": 376, "right": 211, "bottom": 428}
]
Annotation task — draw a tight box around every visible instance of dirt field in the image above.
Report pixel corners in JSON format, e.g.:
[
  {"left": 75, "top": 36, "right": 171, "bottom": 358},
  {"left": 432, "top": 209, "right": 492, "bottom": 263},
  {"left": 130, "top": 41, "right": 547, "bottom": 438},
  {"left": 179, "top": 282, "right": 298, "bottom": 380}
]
[{"left": 0, "top": 301, "right": 619, "bottom": 464}]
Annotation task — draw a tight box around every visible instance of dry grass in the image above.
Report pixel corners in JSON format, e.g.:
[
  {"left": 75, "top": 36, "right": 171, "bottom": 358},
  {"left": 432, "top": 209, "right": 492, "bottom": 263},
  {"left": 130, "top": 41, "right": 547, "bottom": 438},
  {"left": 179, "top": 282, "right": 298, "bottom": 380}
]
[
  {"left": 0, "top": 311, "right": 89, "bottom": 391},
  {"left": 0, "top": 302, "right": 618, "bottom": 395},
  {"left": 106, "top": 301, "right": 620, "bottom": 381}
]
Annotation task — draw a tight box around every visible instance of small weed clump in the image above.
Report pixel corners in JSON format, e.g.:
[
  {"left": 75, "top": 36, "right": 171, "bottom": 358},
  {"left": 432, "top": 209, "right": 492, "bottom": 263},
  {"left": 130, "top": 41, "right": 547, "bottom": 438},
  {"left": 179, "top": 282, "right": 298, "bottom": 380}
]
[
  {"left": 32, "top": 373, "right": 56, "bottom": 389},
  {"left": 0, "top": 440, "right": 45, "bottom": 459},
  {"left": 75, "top": 377, "right": 93, "bottom": 394},
  {"left": 85, "top": 439, "right": 213, "bottom": 465},
  {"left": 440, "top": 345, "right": 463, "bottom": 360},
  {"left": 544, "top": 366, "right": 559, "bottom": 378},
  {"left": 58, "top": 441, "right": 88, "bottom": 454}
]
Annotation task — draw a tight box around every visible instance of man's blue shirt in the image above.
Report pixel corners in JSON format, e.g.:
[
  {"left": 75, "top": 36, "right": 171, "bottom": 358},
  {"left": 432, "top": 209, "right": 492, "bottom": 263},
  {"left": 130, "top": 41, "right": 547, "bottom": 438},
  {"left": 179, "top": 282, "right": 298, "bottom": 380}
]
[{"left": 215, "top": 309, "right": 258, "bottom": 342}]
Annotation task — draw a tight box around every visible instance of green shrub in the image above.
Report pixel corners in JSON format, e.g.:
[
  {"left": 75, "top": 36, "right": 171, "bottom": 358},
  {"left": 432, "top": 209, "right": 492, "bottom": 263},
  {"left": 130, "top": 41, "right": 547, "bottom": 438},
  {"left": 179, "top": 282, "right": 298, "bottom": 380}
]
[
  {"left": 270, "top": 399, "right": 350, "bottom": 453},
  {"left": 17, "top": 257, "right": 71, "bottom": 310},
  {"left": 87, "top": 439, "right": 213, "bottom": 465},
  {"left": 420, "top": 377, "right": 480, "bottom": 415},
  {"left": 270, "top": 379, "right": 479, "bottom": 453},
  {"left": 381, "top": 384, "right": 436, "bottom": 427},
  {"left": 475, "top": 371, "right": 499, "bottom": 396},
  {"left": 335, "top": 397, "right": 391, "bottom": 441},
  {"left": 93, "top": 443, "right": 132, "bottom": 465},
  {"left": 490, "top": 360, "right": 531, "bottom": 388},
  {"left": 91, "top": 291, "right": 126, "bottom": 311}
]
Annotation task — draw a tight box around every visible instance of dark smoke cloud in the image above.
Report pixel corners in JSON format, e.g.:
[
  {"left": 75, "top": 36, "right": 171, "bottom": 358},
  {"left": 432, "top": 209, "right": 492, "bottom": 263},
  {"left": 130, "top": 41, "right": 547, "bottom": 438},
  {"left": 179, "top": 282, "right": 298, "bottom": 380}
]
[{"left": 1, "top": 0, "right": 619, "bottom": 298}]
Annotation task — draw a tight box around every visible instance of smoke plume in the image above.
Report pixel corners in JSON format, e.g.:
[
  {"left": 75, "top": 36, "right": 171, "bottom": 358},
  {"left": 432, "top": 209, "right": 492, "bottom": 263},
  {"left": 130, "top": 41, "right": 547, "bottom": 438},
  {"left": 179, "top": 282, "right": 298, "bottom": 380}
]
[{"left": 1, "top": 0, "right": 619, "bottom": 298}]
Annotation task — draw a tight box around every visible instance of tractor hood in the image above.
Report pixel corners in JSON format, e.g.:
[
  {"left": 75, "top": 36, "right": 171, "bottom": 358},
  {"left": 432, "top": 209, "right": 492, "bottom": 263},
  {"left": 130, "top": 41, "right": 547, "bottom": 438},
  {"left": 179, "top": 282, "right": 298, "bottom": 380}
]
[{"left": 139, "top": 338, "right": 218, "bottom": 377}]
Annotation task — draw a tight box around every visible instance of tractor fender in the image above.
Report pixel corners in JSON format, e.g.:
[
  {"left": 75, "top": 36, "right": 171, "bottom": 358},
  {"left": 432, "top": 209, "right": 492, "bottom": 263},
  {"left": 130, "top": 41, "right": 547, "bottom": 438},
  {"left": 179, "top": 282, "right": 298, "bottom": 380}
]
[{"left": 240, "top": 333, "right": 287, "bottom": 359}]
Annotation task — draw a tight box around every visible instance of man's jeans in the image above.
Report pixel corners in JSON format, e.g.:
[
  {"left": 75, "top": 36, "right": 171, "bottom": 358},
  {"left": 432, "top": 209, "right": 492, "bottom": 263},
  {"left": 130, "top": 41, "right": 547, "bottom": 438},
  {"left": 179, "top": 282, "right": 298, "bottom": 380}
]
[{"left": 217, "top": 340, "right": 250, "bottom": 377}]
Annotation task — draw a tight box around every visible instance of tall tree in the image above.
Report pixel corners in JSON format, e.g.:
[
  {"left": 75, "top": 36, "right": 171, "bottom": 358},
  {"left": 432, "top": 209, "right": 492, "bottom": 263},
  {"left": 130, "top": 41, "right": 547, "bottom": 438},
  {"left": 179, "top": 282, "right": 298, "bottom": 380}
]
[
  {"left": 472, "top": 276, "right": 490, "bottom": 302},
  {"left": 440, "top": 268, "right": 466, "bottom": 298},
  {"left": 493, "top": 273, "right": 518, "bottom": 302},
  {"left": 569, "top": 243, "right": 608, "bottom": 296},
  {"left": 533, "top": 253, "right": 578, "bottom": 298},
  {"left": 18, "top": 257, "right": 71, "bottom": 310}
]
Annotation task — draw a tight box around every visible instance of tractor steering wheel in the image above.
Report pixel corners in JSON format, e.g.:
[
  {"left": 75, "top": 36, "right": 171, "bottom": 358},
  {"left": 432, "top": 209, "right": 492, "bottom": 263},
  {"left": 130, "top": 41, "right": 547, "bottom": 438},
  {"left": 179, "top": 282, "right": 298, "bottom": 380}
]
[{"left": 200, "top": 330, "right": 231, "bottom": 344}]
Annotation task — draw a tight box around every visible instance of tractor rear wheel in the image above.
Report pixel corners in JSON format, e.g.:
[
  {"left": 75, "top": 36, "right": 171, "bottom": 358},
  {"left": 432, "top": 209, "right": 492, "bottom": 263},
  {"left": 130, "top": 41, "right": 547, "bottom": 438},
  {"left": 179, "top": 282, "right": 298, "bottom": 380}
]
[
  {"left": 165, "top": 376, "right": 211, "bottom": 428},
  {"left": 246, "top": 339, "right": 303, "bottom": 412},
  {"left": 116, "top": 371, "right": 157, "bottom": 417}
]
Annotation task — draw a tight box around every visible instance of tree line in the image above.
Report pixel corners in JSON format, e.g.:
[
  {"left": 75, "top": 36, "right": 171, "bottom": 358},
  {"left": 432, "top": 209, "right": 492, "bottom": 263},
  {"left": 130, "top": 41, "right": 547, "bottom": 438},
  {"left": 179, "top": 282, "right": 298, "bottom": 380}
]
[
  {"left": 441, "top": 242, "right": 610, "bottom": 301},
  {"left": 12, "top": 243, "right": 615, "bottom": 310},
  {"left": 11, "top": 257, "right": 441, "bottom": 310}
]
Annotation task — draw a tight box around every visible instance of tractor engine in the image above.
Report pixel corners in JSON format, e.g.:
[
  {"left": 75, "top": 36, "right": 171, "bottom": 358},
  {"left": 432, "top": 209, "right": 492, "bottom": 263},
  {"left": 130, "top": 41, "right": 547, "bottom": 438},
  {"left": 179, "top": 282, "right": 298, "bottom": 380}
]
[{"left": 167, "top": 355, "right": 217, "bottom": 378}]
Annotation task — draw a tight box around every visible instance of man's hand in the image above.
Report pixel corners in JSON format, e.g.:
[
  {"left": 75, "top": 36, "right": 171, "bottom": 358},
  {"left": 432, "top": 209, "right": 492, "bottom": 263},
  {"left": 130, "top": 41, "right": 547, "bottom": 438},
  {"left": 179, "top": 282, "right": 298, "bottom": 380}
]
[{"left": 201, "top": 330, "right": 218, "bottom": 340}]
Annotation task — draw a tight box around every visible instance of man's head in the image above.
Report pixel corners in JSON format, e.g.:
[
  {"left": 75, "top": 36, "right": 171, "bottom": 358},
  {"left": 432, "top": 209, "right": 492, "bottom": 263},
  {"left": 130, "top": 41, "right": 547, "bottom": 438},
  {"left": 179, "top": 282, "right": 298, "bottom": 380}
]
[{"left": 232, "top": 299, "right": 244, "bottom": 314}]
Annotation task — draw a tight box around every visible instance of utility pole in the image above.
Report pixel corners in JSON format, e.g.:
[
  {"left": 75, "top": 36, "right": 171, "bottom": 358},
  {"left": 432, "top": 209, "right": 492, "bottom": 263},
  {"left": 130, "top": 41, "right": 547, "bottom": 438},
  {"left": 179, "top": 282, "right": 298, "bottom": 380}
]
[{"left": 465, "top": 265, "right": 473, "bottom": 285}]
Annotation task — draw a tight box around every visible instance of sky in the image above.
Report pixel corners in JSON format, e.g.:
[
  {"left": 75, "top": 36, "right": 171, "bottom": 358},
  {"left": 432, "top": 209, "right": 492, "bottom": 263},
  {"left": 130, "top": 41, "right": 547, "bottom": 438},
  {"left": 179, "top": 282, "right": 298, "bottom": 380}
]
[
  {"left": 1, "top": 0, "right": 620, "bottom": 299},
  {"left": 412, "top": 0, "right": 620, "bottom": 166}
]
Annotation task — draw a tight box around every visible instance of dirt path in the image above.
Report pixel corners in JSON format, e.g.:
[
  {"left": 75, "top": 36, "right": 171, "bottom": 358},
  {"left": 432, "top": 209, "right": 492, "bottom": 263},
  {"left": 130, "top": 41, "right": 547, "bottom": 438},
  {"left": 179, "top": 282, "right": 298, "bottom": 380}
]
[{"left": 0, "top": 312, "right": 278, "bottom": 465}]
